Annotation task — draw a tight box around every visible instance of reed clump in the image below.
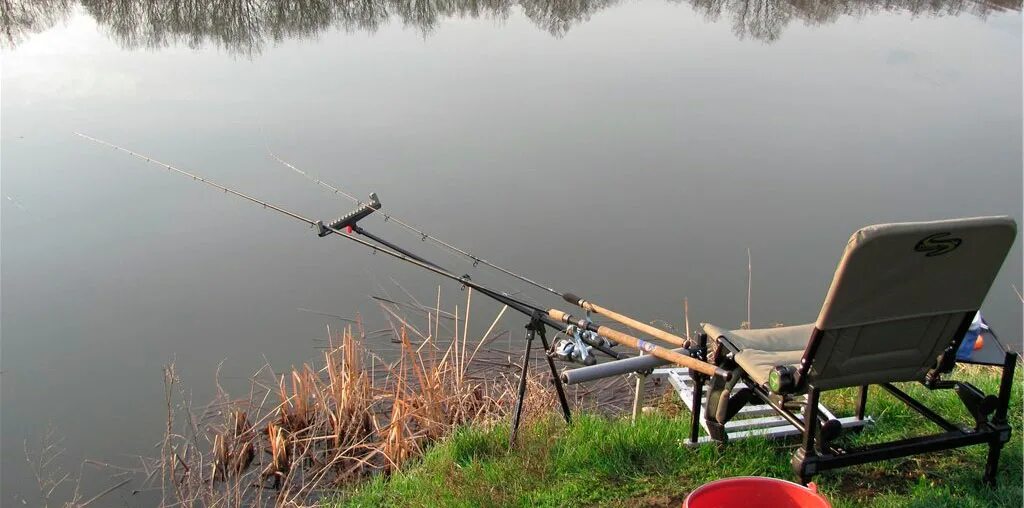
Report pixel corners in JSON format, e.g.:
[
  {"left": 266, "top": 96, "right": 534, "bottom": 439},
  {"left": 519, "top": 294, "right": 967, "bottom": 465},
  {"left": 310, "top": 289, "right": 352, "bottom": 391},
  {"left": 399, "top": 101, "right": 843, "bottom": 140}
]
[{"left": 148, "top": 292, "right": 581, "bottom": 506}]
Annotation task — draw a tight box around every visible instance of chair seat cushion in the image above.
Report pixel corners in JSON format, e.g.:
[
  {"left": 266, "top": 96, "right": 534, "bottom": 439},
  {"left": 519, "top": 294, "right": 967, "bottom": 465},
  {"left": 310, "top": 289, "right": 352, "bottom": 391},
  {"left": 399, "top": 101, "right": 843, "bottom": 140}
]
[
  {"left": 703, "top": 323, "right": 814, "bottom": 352},
  {"left": 734, "top": 349, "right": 806, "bottom": 386},
  {"left": 702, "top": 322, "right": 814, "bottom": 387}
]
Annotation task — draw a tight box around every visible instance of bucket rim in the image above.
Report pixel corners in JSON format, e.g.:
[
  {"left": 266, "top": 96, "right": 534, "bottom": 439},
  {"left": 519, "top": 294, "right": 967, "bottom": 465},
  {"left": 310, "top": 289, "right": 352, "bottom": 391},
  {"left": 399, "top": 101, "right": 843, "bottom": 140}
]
[{"left": 685, "top": 476, "right": 826, "bottom": 503}]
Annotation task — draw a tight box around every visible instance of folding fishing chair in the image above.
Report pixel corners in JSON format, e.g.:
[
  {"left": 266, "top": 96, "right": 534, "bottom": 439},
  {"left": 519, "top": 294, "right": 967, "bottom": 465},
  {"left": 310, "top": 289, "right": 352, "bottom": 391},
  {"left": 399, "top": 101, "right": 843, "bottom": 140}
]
[{"left": 693, "top": 216, "right": 1018, "bottom": 484}]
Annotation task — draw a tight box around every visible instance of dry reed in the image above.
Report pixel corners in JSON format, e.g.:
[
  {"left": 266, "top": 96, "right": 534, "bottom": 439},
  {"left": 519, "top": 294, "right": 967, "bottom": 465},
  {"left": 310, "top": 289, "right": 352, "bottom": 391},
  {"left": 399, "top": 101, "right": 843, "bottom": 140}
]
[{"left": 139, "top": 290, "right": 586, "bottom": 506}]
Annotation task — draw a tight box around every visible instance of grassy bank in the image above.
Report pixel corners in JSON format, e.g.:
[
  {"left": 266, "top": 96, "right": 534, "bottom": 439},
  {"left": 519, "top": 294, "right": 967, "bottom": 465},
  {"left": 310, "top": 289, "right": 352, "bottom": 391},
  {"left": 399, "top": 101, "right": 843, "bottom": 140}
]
[{"left": 330, "top": 365, "right": 1022, "bottom": 507}]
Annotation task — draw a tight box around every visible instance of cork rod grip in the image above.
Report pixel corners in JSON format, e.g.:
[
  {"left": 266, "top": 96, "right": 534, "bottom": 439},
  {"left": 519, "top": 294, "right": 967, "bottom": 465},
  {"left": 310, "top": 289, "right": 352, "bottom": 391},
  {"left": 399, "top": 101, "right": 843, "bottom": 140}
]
[
  {"left": 548, "top": 309, "right": 571, "bottom": 322},
  {"left": 547, "top": 308, "right": 718, "bottom": 377},
  {"left": 595, "top": 325, "right": 718, "bottom": 377},
  {"left": 561, "top": 292, "right": 688, "bottom": 348},
  {"left": 586, "top": 302, "right": 687, "bottom": 347}
]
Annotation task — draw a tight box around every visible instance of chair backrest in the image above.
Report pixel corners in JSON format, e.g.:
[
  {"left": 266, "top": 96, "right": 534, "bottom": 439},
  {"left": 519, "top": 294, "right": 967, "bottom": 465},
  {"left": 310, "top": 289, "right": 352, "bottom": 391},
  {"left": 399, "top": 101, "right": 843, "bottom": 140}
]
[{"left": 804, "top": 216, "right": 1016, "bottom": 390}]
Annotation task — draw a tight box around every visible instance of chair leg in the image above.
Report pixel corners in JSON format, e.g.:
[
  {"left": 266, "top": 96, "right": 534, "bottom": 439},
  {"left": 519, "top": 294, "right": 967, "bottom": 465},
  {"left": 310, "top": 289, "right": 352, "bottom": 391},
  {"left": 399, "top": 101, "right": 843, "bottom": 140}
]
[
  {"left": 983, "top": 351, "right": 1017, "bottom": 485},
  {"left": 792, "top": 387, "right": 820, "bottom": 485},
  {"left": 983, "top": 438, "right": 1002, "bottom": 486},
  {"left": 855, "top": 385, "right": 869, "bottom": 420},
  {"left": 689, "top": 373, "right": 704, "bottom": 444},
  {"left": 689, "top": 333, "right": 709, "bottom": 444}
]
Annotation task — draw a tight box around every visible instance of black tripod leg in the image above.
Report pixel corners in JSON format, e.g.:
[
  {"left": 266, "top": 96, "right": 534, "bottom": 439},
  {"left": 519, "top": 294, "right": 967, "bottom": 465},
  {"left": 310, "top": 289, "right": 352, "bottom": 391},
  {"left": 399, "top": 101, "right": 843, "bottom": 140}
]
[
  {"left": 509, "top": 326, "right": 535, "bottom": 448},
  {"left": 536, "top": 325, "right": 572, "bottom": 424}
]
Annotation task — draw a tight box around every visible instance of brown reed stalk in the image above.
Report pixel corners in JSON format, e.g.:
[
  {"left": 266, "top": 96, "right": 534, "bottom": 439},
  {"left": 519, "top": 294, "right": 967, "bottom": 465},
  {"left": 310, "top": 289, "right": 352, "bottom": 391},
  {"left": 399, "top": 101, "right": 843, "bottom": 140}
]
[{"left": 149, "top": 289, "right": 608, "bottom": 506}]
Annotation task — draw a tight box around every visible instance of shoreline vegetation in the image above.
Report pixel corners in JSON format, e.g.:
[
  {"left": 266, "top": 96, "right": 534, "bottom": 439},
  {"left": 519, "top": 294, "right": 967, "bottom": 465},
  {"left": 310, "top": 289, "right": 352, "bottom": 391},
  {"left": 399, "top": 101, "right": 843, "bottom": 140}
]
[
  {"left": 144, "top": 289, "right": 634, "bottom": 506},
  {"left": 21, "top": 290, "right": 1021, "bottom": 507},
  {"left": 159, "top": 288, "right": 1021, "bottom": 507},
  {"left": 328, "top": 365, "right": 1022, "bottom": 508}
]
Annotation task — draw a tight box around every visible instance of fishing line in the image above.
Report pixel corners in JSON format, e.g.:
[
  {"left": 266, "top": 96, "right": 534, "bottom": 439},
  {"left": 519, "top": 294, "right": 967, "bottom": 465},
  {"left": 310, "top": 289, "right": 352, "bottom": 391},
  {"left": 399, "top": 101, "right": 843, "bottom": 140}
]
[
  {"left": 266, "top": 150, "right": 565, "bottom": 299},
  {"left": 77, "top": 132, "right": 726, "bottom": 377},
  {"left": 75, "top": 132, "right": 548, "bottom": 320}
]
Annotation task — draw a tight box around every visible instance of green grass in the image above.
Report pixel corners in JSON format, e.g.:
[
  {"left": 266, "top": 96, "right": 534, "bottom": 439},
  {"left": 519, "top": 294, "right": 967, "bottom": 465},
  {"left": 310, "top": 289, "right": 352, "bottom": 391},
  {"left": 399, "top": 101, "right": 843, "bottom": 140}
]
[{"left": 328, "top": 366, "right": 1022, "bottom": 507}]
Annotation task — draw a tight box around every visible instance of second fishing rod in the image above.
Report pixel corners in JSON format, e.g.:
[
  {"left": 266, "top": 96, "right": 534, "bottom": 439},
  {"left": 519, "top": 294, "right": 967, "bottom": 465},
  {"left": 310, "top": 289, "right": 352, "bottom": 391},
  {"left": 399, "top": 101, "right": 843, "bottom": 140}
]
[
  {"left": 76, "top": 133, "right": 725, "bottom": 380},
  {"left": 274, "top": 160, "right": 722, "bottom": 378},
  {"left": 270, "top": 151, "right": 696, "bottom": 351},
  {"left": 77, "top": 132, "right": 732, "bottom": 445}
]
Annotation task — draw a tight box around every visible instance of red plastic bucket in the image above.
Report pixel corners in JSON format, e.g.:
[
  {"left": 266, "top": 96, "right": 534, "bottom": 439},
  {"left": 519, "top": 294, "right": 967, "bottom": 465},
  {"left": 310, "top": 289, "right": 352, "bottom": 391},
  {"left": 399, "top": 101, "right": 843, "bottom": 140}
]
[{"left": 683, "top": 477, "right": 831, "bottom": 508}]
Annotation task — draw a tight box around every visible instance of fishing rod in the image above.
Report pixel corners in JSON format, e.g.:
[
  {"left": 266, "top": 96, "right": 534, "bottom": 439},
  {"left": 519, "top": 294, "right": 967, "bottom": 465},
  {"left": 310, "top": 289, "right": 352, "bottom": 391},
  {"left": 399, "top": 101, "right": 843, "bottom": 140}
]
[
  {"left": 74, "top": 133, "right": 560, "bottom": 334},
  {"left": 74, "top": 133, "right": 647, "bottom": 358},
  {"left": 78, "top": 132, "right": 730, "bottom": 446},
  {"left": 81, "top": 133, "right": 731, "bottom": 372},
  {"left": 269, "top": 152, "right": 693, "bottom": 349},
  {"left": 268, "top": 151, "right": 563, "bottom": 298},
  {"left": 76, "top": 133, "right": 723, "bottom": 374}
]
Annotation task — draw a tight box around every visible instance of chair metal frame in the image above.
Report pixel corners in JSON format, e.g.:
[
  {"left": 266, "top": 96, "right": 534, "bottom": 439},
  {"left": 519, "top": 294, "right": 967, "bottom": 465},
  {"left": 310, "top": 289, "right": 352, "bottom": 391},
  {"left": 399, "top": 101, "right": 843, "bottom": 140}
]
[{"left": 689, "top": 325, "right": 1017, "bottom": 485}]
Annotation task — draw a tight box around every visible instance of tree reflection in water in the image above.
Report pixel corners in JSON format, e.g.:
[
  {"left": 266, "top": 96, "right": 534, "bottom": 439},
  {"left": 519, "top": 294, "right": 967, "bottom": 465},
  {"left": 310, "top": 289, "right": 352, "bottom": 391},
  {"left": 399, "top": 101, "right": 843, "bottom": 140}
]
[{"left": 1, "top": 0, "right": 1019, "bottom": 54}]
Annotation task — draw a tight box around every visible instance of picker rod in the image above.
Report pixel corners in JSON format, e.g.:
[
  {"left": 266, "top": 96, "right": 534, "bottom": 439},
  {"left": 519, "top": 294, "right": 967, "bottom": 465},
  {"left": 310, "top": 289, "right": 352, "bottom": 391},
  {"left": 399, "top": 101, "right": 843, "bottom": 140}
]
[
  {"left": 78, "top": 133, "right": 725, "bottom": 378},
  {"left": 271, "top": 154, "right": 693, "bottom": 349}
]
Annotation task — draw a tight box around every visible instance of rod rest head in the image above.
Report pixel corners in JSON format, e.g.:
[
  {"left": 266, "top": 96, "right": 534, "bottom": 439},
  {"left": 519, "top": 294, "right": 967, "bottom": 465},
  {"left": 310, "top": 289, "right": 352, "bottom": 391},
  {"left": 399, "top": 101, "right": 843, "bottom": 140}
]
[{"left": 317, "top": 192, "right": 381, "bottom": 237}]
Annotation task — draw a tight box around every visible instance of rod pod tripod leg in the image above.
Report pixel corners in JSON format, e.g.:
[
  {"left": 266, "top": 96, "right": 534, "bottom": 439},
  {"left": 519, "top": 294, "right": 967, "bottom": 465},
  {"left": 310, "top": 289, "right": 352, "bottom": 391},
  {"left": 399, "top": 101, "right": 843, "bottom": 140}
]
[
  {"left": 534, "top": 316, "right": 572, "bottom": 425},
  {"left": 509, "top": 314, "right": 573, "bottom": 447}
]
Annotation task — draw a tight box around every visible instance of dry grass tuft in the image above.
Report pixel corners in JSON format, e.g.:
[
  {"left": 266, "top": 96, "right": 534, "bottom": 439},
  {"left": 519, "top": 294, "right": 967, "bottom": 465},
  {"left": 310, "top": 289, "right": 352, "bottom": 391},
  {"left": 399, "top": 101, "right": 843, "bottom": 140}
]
[{"left": 141, "top": 291, "right": 589, "bottom": 506}]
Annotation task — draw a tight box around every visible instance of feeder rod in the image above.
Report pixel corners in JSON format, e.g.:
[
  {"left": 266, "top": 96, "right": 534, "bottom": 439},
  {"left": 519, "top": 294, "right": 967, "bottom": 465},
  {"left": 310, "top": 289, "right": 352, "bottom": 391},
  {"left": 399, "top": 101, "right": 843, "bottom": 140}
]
[{"left": 79, "top": 133, "right": 724, "bottom": 378}]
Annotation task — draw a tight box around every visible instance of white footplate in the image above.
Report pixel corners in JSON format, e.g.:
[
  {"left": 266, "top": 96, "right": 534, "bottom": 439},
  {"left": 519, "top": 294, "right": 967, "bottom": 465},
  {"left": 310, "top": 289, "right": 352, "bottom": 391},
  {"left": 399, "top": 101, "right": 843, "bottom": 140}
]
[{"left": 650, "top": 368, "right": 871, "bottom": 444}]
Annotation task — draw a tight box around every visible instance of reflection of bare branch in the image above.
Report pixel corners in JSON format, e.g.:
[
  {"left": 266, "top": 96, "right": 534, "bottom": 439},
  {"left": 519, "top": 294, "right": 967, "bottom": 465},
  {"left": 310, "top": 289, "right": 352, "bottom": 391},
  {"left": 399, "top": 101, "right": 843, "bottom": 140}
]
[
  {"left": 521, "top": 0, "right": 617, "bottom": 36},
  {"left": 0, "top": 0, "right": 72, "bottom": 47},
  {"left": 684, "top": 0, "right": 1021, "bottom": 43},
  {"left": 1, "top": 0, "right": 1021, "bottom": 54}
]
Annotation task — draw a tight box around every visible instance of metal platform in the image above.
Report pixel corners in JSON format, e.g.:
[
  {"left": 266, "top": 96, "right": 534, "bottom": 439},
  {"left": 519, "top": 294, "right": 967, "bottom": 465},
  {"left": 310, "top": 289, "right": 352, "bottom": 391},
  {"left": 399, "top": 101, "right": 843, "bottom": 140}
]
[{"left": 650, "top": 368, "right": 871, "bottom": 444}]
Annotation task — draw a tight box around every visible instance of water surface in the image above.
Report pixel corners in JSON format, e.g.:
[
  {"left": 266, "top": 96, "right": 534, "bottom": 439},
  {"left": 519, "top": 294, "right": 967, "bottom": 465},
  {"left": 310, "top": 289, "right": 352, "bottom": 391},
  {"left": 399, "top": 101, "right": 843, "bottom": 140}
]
[{"left": 2, "top": 0, "right": 1021, "bottom": 504}]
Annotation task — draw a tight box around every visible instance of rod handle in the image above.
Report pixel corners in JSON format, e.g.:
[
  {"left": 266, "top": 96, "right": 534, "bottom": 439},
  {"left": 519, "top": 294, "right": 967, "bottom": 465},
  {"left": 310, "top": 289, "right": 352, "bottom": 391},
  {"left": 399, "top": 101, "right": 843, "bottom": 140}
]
[
  {"left": 563, "top": 295, "right": 688, "bottom": 348},
  {"left": 595, "top": 325, "right": 719, "bottom": 377},
  {"left": 548, "top": 309, "right": 571, "bottom": 323},
  {"left": 547, "top": 308, "right": 721, "bottom": 378}
]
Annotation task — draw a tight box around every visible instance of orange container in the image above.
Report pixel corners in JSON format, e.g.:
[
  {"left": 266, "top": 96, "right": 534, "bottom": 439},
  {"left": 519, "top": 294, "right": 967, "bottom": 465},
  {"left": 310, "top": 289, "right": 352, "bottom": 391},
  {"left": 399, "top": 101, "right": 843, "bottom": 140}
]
[{"left": 683, "top": 477, "right": 831, "bottom": 508}]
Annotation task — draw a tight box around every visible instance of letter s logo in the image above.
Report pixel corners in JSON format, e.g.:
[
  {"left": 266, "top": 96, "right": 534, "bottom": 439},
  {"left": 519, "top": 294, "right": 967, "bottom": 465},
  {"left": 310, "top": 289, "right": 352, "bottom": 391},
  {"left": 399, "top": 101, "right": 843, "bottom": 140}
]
[{"left": 914, "top": 233, "right": 962, "bottom": 257}]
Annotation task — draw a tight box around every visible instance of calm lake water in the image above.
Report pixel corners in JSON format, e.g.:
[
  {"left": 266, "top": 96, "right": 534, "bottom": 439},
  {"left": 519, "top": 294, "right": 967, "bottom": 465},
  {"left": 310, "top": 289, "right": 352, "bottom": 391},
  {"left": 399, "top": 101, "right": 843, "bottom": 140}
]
[{"left": 2, "top": 0, "right": 1021, "bottom": 505}]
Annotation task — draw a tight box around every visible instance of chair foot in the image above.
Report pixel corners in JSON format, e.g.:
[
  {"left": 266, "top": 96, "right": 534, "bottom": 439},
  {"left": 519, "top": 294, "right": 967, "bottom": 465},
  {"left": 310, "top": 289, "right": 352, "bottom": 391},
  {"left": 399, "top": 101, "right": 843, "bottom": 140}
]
[
  {"left": 705, "top": 420, "right": 728, "bottom": 443},
  {"left": 791, "top": 448, "right": 817, "bottom": 486},
  {"left": 983, "top": 441, "right": 1002, "bottom": 486}
]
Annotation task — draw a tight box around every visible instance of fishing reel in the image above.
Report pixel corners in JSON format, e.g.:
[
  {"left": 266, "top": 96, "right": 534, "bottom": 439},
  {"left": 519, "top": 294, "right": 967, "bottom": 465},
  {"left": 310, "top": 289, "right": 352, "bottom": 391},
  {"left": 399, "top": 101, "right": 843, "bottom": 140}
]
[
  {"left": 569, "top": 321, "right": 617, "bottom": 350},
  {"left": 552, "top": 324, "right": 616, "bottom": 366},
  {"left": 552, "top": 336, "right": 595, "bottom": 366}
]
